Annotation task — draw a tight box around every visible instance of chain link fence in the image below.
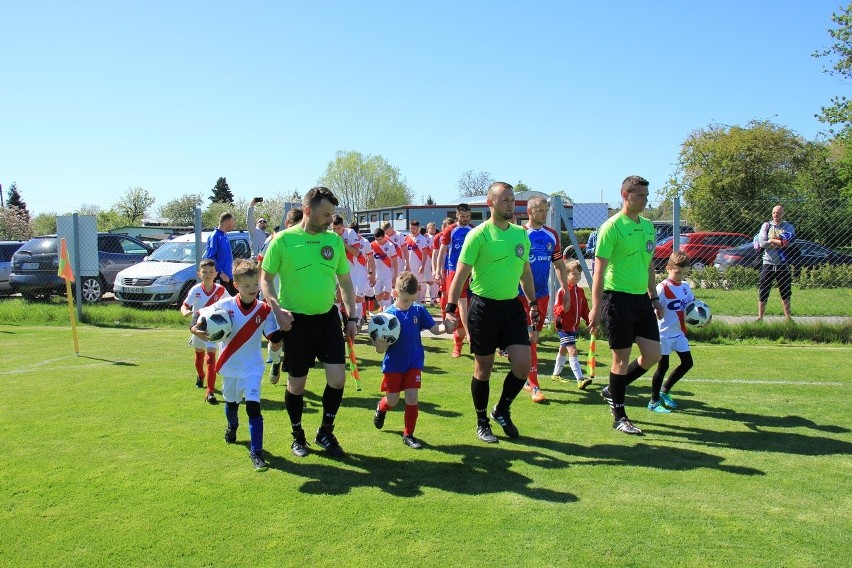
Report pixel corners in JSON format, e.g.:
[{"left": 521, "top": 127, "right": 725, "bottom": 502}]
[{"left": 650, "top": 197, "right": 852, "bottom": 320}]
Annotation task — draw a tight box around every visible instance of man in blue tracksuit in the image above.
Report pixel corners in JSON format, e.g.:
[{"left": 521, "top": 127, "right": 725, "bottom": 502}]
[{"left": 204, "top": 212, "right": 236, "bottom": 295}]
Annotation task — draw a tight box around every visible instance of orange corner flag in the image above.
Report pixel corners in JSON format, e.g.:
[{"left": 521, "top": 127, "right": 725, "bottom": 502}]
[{"left": 58, "top": 238, "right": 75, "bottom": 282}]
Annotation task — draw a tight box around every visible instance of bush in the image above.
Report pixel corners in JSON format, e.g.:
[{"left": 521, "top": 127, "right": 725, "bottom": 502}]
[{"left": 798, "top": 264, "right": 852, "bottom": 289}]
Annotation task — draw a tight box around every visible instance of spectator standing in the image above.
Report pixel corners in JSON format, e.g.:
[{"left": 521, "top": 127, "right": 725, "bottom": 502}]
[
  {"left": 757, "top": 204, "right": 795, "bottom": 321},
  {"left": 203, "top": 212, "right": 236, "bottom": 295},
  {"left": 247, "top": 198, "right": 269, "bottom": 259}
]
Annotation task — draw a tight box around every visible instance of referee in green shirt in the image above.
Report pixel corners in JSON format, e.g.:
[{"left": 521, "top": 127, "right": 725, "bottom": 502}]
[
  {"left": 261, "top": 186, "right": 358, "bottom": 457},
  {"left": 589, "top": 176, "right": 663, "bottom": 435},
  {"left": 444, "top": 182, "right": 537, "bottom": 443}
]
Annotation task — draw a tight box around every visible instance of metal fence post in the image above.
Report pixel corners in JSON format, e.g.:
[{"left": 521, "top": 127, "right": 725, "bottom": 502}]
[
  {"left": 71, "top": 213, "right": 83, "bottom": 319},
  {"left": 194, "top": 206, "right": 202, "bottom": 274},
  {"left": 673, "top": 196, "right": 681, "bottom": 252}
]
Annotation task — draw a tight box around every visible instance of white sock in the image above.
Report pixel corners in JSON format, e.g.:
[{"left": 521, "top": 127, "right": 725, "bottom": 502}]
[
  {"left": 569, "top": 356, "right": 583, "bottom": 380},
  {"left": 553, "top": 354, "right": 566, "bottom": 376},
  {"left": 355, "top": 303, "right": 363, "bottom": 321},
  {"left": 270, "top": 348, "right": 282, "bottom": 364}
]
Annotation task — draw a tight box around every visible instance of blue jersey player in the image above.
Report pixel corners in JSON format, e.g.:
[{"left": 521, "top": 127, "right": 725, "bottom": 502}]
[
  {"left": 372, "top": 271, "right": 448, "bottom": 449},
  {"left": 517, "top": 195, "right": 569, "bottom": 402}
]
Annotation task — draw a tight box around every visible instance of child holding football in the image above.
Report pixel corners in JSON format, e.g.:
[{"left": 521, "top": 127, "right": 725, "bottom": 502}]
[
  {"left": 550, "top": 260, "right": 592, "bottom": 389},
  {"left": 191, "top": 259, "right": 284, "bottom": 471},
  {"left": 649, "top": 251, "right": 695, "bottom": 412},
  {"left": 372, "top": 271, "right": 447, "bottom": 449},
  {"left": 181, "top": 258, "right": 230, "bottom": 404}
]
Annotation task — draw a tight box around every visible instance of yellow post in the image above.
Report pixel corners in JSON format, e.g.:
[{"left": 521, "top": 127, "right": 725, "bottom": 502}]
[{"left": 58, "top": 238, "right": 80, "bottom": 355}]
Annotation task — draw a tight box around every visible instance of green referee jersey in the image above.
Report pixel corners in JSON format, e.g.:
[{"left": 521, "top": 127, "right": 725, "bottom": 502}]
[
  {"left": 596, "top": 212, "right": 655, "bottom": 294},
  {"left": 261, "top": 225, "right": 349, "bottom": 315},
  {"left": 459, "top": 222, "right": 530, "bottom": 300}
]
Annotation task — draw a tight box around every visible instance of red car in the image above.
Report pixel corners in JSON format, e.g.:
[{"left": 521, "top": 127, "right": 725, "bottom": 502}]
[{"left": 653, "top": 231, "right": 751, "bottom": 271}]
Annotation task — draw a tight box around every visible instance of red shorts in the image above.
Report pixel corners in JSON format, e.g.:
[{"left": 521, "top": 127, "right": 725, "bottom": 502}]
[
  {"left": 446, "top": 270, "right": 470, "bottom": 297},
  {"left": 519, "top": 295, "right": 549, "bottom": 332},
  {"left": 381, "top": 368, "right": 422, "bottom": 393}
]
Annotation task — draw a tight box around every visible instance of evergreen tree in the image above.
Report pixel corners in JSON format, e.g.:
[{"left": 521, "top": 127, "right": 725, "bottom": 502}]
[
  {"left": 210, "top": 177, "right": 234, "bottom": 204},
  {"left": 6, "top": 182, "right": 31, "bottom": 222}
]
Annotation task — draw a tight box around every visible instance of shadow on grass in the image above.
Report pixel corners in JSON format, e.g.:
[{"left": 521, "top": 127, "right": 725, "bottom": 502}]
[
  {"left": 265, "top": 443, "right": 578, "bottom": 502},
  {"left": 517, "top": 436, "right": 764, "bottom": 476},
  {"left": 682, "top": 399, "right": 850, "bottom": 434},
  {"left": 78, "top": 355, "right": 138, "bottom": 366},
  {"left": 648, "top": 421, "right": 852, "bottom": 457}
]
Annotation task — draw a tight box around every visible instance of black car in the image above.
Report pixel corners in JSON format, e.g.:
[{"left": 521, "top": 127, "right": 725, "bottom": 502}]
[
  {"left": 713, "top": 240, "right": 852, "bottom": 272},
  {"left": 10, "top": 233, "right": 153, "bottom": 302}
]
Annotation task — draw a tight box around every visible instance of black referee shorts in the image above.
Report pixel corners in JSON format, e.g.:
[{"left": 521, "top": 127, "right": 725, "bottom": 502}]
[
  {"left": 467, "top": 293, "right": 530, "bottom": 356},
  {"left": 602, "top": 291, "right": 660, "bottom": 350},
  {"left": 283, "top": 306, "right": 345, "bottom": 377}
]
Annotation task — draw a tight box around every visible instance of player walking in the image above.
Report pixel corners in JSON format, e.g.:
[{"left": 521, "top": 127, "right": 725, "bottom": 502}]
[{"left": 437, "top": 203, "right": 475, "bottom": 358}]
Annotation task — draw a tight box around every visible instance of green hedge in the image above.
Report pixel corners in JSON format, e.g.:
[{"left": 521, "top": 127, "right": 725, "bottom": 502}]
[{"left": 798, "top": 264, "right": 852, "bottom": 289}]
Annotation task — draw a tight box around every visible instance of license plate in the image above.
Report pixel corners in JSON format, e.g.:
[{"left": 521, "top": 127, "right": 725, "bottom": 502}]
[
  {"left": 124, "top": 286, "right": 144, "bottom": 294},
  {"left": 22, "top": 263, "right": 39, "bottom": 270}
]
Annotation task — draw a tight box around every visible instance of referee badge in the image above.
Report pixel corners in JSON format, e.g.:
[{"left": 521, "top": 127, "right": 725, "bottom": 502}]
[
  {"left": 321, "top": 245, "right": 334, "bottom": 260},
  {"left": 646, "top": 240, "right": 654, "bottom": 253},
  {"left": 515, "top": 244, "right": 525, "bottom": 259}
]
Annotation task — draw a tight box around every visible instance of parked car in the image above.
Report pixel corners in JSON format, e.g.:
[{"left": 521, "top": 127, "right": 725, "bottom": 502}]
[
  {"left": 652, "top": 221, "right": 694, "bottom": 244},
  {"left": 112, "top": 231, "right": 251, "bottom": 307},
  {"left": 653, "top": 231, "right": 751, "bottom": 271},
  {"left": 0, "top": 241, "right": 25, "bottom": 295},
  {"left": 713, "top": 239, "right": 852, "bottom": 272},
  {"left": 10, "top": 234, "right": 153, "bottom": 302}
]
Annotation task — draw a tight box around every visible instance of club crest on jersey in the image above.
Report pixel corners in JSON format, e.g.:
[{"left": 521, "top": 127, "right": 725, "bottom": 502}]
[
  {"left": 254, "top": 315, "right": 262, "bottom": 324},
  {"left": 321, "top": 245, "right": 334, "bottom": 260},
  {"left": 646, "top": 240, "right": 654, "bottom": 253},
  {"left": 412, "top": 315, "right": 418, "bottom": 326},
  {"left": 515, "top": 244, "right": 525, "bottom": 259}
]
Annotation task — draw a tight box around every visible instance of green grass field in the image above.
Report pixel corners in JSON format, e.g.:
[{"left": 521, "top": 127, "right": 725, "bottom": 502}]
[{"left": 1, "top": 325, "right": 850, "bottom": 567}]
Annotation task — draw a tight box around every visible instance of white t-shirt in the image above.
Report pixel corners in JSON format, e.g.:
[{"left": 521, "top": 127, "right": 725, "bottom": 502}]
[
  {"left": 182, "top": 282, "right": 230, "bottom": 314},
  {"left": 213, "top": 296, "right": 280, "bottom": 379},
  {"left": 656, "top": 278, "right": 695, "bottom": 338}
]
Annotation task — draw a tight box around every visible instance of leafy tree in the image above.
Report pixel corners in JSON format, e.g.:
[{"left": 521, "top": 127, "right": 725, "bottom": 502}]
[
  {"left": 159, "top": 193, "right": 204, "bottom": 226},
  {"left": 549, "top": 190, "right": 573, "bottom": 205},
  {"left": 813, "top": 2, "right": 852, "bottom": 135},
  {"left": 286, "top": 189, "right": 301, "bottom": 203},
  {"left": 426, "top": 194, "right": 435, "bottom": 205},
  {"left": 514, "top": 181, "right": 531, "bottom": 193},
  {"left": 319, "top": 150, "right": 414, "bottom": 214},
  {"left": 31, "top": 212, "right": 58, "bottom": 235},
  {"left": 666, "top": 120, "right": 804, "bottom": 232},
  {"left": 113, "top": 187, "right": 155, "bottom": 225},
  {"left": 457, "top": 170, "right": 493, "bottom": 197},
  {"left": 0, "top": 207, "right": 33, "bottom": 240},
  {"left": 6, "top": 182, "right": 30, "bottom": 221},
  {"left": 210, "top": 177, "right": 234, "bottom": 204},
  {"left": 202, "top": 198, "right": 249, "bottom": 230},
  {"left": 792, "top": 140, "right": 852, "bottom": 248}
]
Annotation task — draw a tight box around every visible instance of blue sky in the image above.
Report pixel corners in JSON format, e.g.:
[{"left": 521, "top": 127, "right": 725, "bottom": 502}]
[{"left": 1, "top": 1, "right": 846, "bottom": 216}]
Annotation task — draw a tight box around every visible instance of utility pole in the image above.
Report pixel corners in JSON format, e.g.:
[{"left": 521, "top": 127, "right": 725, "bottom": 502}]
[{"left": 1, "top": 183, "right": 4, "bottom": 208}]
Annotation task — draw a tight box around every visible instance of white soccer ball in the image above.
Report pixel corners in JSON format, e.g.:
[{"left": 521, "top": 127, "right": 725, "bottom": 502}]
[
  {"left": 684, "top": 300, "right": 712, "bottom": 327},
  {"left": 368, "top": 312, "right": 401, "bottom": 344},
  {"left": 199, "top": 306, "right": 233, "bottom": 341}
]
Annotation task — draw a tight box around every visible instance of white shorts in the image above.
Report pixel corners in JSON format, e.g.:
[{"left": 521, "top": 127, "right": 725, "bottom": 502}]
[
  {"left": 222, "top": 374, "right": 262, "bottom": 403},
  {"left": 660, "top": 334, "right": 690, "bottom": 356},
  {"left": 422, "top": 260, "right": 434, "bottom": 283},
  {"left": 351, "top": 267, "right": 368, "bottom": 297},
  {"left": 189, "top": 335, "right": 217, "bottom": 350},
  {"left": 374, "top": 271, "right": 393, "bottom": 295}
]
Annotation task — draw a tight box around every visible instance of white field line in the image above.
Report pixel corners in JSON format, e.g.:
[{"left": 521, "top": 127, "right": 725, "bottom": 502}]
[{"left": 689, "top": 379, "right": 845, "bottom": 386}]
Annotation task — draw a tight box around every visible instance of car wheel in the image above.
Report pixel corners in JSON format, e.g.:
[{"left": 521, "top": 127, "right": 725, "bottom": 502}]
[
  {"left": 79, "top": 276, "right": 104, "bottom": 303},
  {"left": 691, "top": 261, "right": 707, "bottom": 271},
  {"left": 20, "top": 292, "right": 41, "bottom": 301}
]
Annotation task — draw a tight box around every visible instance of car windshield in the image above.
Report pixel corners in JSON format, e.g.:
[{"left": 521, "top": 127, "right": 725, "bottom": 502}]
[{"left": 147, "top": 242, "right": 197, "bottom": 263}]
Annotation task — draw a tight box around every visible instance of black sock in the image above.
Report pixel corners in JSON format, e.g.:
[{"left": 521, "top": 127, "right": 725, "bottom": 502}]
[
  {"left": 609, "top": 372, "right": 628, "bottom": 420},
  {"left": 650, "top": 355, "right": 670, "bottom": 401},
  {"left": 285, "top": 390, "right": 304, "bottom": 430},
  {"left": 321, "top": 384, "right": 344, "bottom": 427},
  {"left": 471, "top": 377, "right": 490, "bottom": 423},
  {"left": 663, "top": 351, "right": 694, "bottom": 392},
  {"left": 495, "top": 371, "right": 526, "bottom": 413},
  {"left": 624, "top": 359, "right": 650, "bottom": 385}
]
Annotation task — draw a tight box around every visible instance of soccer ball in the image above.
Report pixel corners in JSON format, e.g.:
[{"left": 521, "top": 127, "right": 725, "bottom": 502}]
[
  {"left": 684, "top": 300, "right": 712, "bottom": 327},
  {"left": 198, "top": 306, "right": 233, "bottom": 341},
  {"left": 368, "top": 312, "right": 401, "bottom": 344}
]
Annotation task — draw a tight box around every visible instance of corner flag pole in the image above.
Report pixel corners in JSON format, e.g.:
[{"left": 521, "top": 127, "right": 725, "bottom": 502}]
[{"left": 58, "top": 238, "right": 80, "bottom": 355}]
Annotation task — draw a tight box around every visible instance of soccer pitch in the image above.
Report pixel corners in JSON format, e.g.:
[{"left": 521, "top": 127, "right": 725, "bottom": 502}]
[{"left": 0, "top": 325, "right": 849, "bottom": 567}]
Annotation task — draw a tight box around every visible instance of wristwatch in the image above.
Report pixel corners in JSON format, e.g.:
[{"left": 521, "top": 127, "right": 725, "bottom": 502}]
[{"left": 346, "top": 317, "right": 358, "bottom": 323}]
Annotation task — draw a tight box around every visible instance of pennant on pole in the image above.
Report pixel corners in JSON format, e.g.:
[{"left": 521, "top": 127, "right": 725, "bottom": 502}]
[{"left": 58, "top": 238, "right": 75, "bottom": 282}]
